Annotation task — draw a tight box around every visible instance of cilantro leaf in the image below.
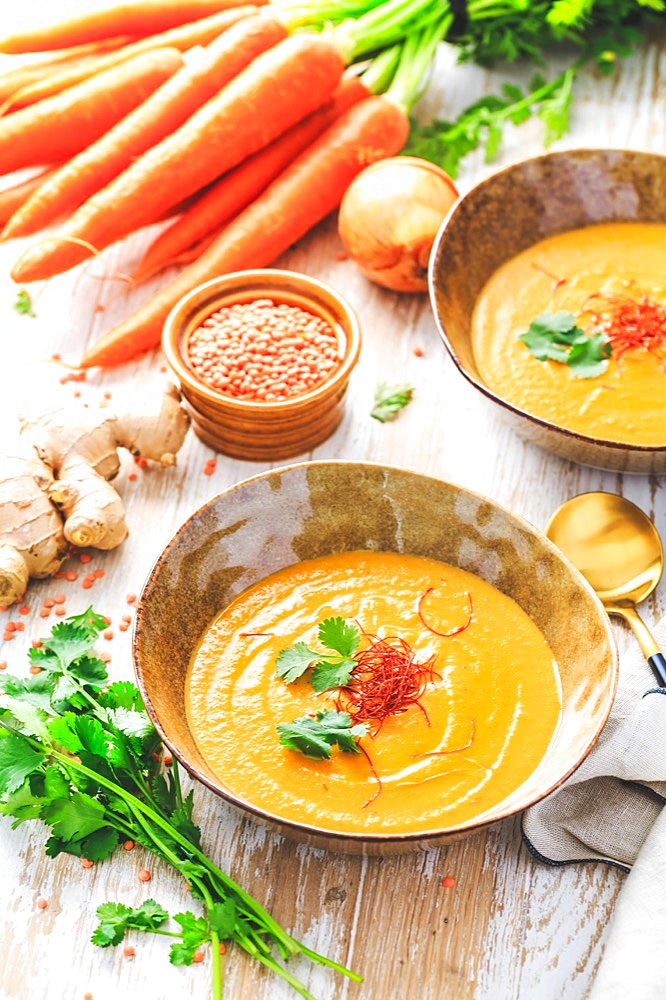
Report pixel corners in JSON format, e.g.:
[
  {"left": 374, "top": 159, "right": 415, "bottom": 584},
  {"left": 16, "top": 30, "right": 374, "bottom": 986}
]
[
  {"left": 92, "top": 899, "right": 169, "bottom": 947},
  {"left": 520, "top": 311, "right": 611, "bottom": 378},
  {"left": 310, "top": 658, "right": 356, "bottom": 693},
  {"left": 277, "top": 710, "right": 368, "bottom": 759},
  {"left": 207, "top": 899, "right": 238, "bottom": 940},
  {"left": 14, "top": 289, "right": 36, "bottom": 317},
  {"left": 318, "top": 617, "right": 360, "bottom": 658},
  {"left": 275, "top": 642, "right": 320, "bottom": 683},
  {"left": 41, "top": 791, "right": 107, "bottom": 842},
  {"left": 0, "top": 732, "right": 45, "bottom": 795},
  {"left": 371, "top": 383, "right": 414, "bottom": 423}
]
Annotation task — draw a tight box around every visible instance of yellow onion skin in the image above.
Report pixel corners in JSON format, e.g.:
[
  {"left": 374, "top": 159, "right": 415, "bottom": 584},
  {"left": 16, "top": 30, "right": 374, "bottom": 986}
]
[{"left": 337, "top": 156, "right": 459, "bottom": 293}]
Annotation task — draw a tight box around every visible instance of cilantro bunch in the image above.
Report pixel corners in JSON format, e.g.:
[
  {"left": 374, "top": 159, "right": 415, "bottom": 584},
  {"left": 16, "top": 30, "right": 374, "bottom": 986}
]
[{"left": 0, "top": 610, "right": 360, "bottom": 1000}]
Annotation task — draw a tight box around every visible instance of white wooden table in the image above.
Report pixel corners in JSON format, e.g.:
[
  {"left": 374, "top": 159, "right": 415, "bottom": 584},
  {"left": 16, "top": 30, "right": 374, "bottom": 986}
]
[{"left": 1, "top": 4, "right": 664, "bottom": 999}]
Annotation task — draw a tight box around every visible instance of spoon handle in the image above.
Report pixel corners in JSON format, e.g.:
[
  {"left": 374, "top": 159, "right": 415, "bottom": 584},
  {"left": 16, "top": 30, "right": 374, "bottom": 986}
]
[{"left": 648, "top": 653, "right": 666, "bottom": 688}]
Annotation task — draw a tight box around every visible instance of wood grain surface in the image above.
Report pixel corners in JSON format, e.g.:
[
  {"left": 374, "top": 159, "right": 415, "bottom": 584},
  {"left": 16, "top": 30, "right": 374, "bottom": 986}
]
[{"left": 1, "top": 4, "right": 664, "bottom": 999}]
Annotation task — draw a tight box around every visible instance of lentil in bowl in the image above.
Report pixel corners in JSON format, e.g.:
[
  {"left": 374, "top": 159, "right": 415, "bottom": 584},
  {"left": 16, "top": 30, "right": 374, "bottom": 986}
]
[{"left": 162, "top": 269, "right": 362, "bottom": 460}]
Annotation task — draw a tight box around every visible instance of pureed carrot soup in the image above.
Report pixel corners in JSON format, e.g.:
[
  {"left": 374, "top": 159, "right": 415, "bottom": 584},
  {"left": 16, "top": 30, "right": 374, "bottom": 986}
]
[
  {"left": 186, "top": 551, "right": 562, "bottom": 835},
  {"left": 471, "top": 222, "right": 666, "bottom": 446}
]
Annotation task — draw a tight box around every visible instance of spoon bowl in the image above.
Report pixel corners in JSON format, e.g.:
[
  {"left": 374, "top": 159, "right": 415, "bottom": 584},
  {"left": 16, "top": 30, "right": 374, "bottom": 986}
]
[{"left": 546, "top": 492, "right": 666, "bottom": 685}]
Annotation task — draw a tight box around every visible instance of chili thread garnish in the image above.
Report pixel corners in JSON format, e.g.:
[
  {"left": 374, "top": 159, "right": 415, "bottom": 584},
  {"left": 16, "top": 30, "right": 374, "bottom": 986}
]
[
  {"left": 530, "top": 261, "right": 567, "bottom": 294},
  {"left": 239, "top": 631, "right": 274, "bottom": 638},
  {"left": 414, "top": 721, "right": 476, "bottom": 758},
  {"left": 337, "top": 633, "right": 440, "bottom": 734},
  {"left": 418, "top": 587, "right": 473, "bottom": 638},
  {"left": 580, "top": 290, "right": 666, "bottom": 361}
]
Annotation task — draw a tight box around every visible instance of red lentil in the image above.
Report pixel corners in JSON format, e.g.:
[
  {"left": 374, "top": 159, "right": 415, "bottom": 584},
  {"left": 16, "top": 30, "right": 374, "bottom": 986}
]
[
  {"left": 119, "top": 621, "right": 129, "bottom": 632},
  {"left": 138, "top": 869, "right": 151, "bottom": 882},
  {"left": 18, "top": 605, "right": 30, "bottom": 615},
  {"left": 5, "top": 621, "right": 16, "bottom": 633},
  {"left": 123, "top": 945, "right": 135, "bottom": 958},
  {"left": 192, "top": 950, "right": 204, "bottom": 964},
  {"left": 0, "top": 661, "right": 6, "bottom": 670},
  {"left": 36, "top": 897, "right": 48, "bottom": 910},
  {"left": 14, "top": 621, "right": 25, "bottom": 632},
  {"left": 127, "top": 593, "right": 137, "bottom": 604},
  {"left": 123, "top": 840, "right": 135, "bottom": 851},
  {"left": 29, "top": 665, "right": 42, "bottom": 674},
  {"left": 53, "top": 593, "right": 66, "bottom": 605},
  {"left": 442, "top": 876, "right": 455, "bottom": 889},
  {"left": 65, "top": 570, "right": 78, "bottom": 581},
  {"left": 128, "top": 472, "right": 138, "bottom": 481},
  {"left": 55, "top": 606, "right": 67, "bottom": 617},
  {"left": 80, "top": 553, "right": 92, "bottom": 564},
  {"left": 103, "top": 629, "right": 113, "bottom": 640},
  {"left": 3, "top": 631, "right": 15, "bottom": 641},
  {"left": 187, "top": 298, "right": 342, "bottom": 402},
  {"left": 81, "top": 858, "right": 94, "bottom": 869}
]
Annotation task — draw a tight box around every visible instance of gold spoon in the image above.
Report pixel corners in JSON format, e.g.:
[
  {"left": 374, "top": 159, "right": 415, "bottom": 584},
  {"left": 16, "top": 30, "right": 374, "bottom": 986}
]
[{"left": 546, "top": 491, "right": 666, "bottom": 687}]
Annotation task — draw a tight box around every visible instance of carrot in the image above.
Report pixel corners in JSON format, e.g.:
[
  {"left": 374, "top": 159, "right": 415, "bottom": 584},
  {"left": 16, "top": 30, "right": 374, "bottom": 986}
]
[
  {"left": 2, "top": 13, "right": 287, "bottom": 240},
  {"left": 5, "top": 8, "right": 258, "bottom": 111},
  {"left": 0, "top": 47, "right": 184, "bottom": 177},
  {"left": 11, "top": 33, "right": 345, "bottom": 283},
  {"left": 0, "top": 38, "right": 136, "bottom": 107},
  {"left": 0, "top": 167, "right": 61, "bottom": 226},
  {"left": 80, "top": 95, "right": 409, "bottom": 368},
  {"left": 0, "top": 0, "right": 267, "bottom": 54},
  {"left": 132, "top": 73, "right": 370, "bottom": 282}
]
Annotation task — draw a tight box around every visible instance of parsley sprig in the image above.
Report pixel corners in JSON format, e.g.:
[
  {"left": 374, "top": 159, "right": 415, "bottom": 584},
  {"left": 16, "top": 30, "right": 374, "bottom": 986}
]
[
  {"left": 0, "top": 610, "right": 361, "bottom": 1000},
  {"left": 519, "top": 310, "right": 611, "bottom": 378}
]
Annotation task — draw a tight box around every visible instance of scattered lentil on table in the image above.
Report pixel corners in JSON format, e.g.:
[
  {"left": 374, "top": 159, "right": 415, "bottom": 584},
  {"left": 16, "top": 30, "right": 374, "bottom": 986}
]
[{"left": 186, "top": 298, "right": 342, "bottom": 401}]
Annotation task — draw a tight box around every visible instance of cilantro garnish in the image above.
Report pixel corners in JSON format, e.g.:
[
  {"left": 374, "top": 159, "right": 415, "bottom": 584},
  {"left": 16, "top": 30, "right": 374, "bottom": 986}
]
[
  {"left": 519, "top": 310, "right": 611, "bottom": 378},
  {"left": 13, "top": 288, "right": 36, "bottom": 317},
  {"left": 370, "top": 383, "right": 415, "bottom": 423},
  {"left": 277, "top": 710, "right": 368, "bottom": 759},
  {"left": 276, "top": 616, "right": 360, "bottom": 692},
  {"left": 0, "top": 610, "right": 360, "bottom": 998}
]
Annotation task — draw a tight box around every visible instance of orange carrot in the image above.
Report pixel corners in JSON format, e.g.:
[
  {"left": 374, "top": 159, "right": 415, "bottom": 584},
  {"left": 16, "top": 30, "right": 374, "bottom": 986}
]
[
  {"left": 2, "top": 13, "right": 287, "bottom": 239},
  {"left": 132, "top": 73, "right": 370, "bottom": 282},
  {"left": 80, "top": 95, "right": 409, "bottom": 368},
  {"left": 5, "top": 8, "right": 258, "bottom": 111},
  {"left": 0, "top": 1, "right": 267, "bottom": 54},
  {"left": 11, "top": 33, "right": 345, "bottom": 283},
  {"left": 0, "top": 38, "right": 135, "bottom": 107},
  {"left": 0, "top": 47, "right": 184, "bottom": 176},
  {"left": 0, "top": 167, "right": 61, "bottom": 226}
]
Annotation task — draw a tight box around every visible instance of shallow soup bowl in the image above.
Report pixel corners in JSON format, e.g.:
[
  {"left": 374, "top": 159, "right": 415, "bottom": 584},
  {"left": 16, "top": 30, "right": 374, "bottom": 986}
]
[
  {"left": 428, "top": 148, "right": 666, "bottom": 474},
  {"left": 133, "top": 461, "right": 617, "bottom": 855}
]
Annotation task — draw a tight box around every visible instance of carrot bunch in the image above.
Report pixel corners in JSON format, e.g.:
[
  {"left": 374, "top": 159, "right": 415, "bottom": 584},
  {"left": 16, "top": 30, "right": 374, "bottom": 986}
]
[{"left": 0, "top": 0, "right": 443, "bottom": 367}]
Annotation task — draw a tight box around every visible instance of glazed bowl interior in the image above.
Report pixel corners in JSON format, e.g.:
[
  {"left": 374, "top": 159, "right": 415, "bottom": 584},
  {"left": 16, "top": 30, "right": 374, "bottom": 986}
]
[
  {"left": 428, "top": 147, "right": 666, "bottom": 474},
  {"left": 133, "top": 461, "right": 617, "bottom": 855}
]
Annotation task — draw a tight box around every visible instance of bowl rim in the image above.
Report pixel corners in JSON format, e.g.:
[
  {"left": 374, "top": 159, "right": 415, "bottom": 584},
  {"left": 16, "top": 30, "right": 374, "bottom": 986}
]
[
  {"left": 133, "top": 458, "right": 619, "bottom": 846},
  {"left": 427, "top": 145, "right": 666, "bottom": 456},
  {"left": 161, "top": 267, "right": 362, "bottom": 412}
]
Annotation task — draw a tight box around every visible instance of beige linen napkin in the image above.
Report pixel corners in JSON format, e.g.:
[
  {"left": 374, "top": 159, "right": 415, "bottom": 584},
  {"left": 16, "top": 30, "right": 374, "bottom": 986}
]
[{"left": 522, "top": 617, "right": 666, "bottom": 999}]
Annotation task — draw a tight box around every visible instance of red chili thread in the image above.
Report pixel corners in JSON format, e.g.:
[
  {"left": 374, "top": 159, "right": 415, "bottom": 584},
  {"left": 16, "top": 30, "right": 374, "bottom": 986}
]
[
  {"left": 338, "top": 633, "right": 440, "bottom": 733},
  {"left": 581, "top": 290, "right": 666, "bottom": 361},
  {"left": 530, "top": 261, "right": 567, "bottom": 293},
  {"left": 239, "top": 631, "right": 274, "bottom": 638},
  {"left": 418, "top": 587, "right": 473, "bottom": 638},
  {"left": 414, "top": 721, "right": 476, "bottom": 759}
]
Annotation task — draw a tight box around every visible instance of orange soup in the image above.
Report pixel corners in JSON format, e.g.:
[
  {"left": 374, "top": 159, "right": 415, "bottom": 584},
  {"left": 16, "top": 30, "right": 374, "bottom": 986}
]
[
  {"left": 186, "top": 551, "right": 561, "bottom": 835},
  {"left": 471, "top": 222, "right": 666, "bottom": 446}
]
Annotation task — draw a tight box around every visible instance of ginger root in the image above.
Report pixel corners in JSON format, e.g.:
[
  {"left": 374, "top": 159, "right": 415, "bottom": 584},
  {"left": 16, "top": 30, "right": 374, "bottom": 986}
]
[
  {"left": 0, "top": 455, "right": 69, "bottom": 607},
  {"left": 0, "top": 385, "right": 189, "bottom": 605}
]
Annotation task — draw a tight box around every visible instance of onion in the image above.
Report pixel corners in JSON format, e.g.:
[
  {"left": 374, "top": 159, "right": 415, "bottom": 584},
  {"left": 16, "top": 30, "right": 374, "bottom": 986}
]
[{"left": 338, "top": 156, "right": 459, "bottom": 293}]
